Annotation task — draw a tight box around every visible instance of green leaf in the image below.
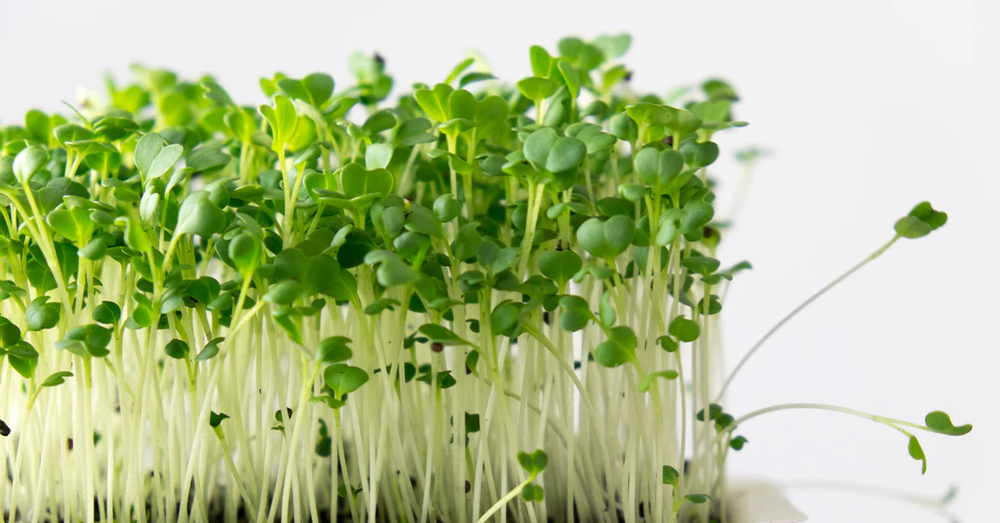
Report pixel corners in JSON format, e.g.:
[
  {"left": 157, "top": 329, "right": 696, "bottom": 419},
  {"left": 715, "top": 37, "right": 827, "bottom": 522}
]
[
  {"left": 362, "top": 110, "right": 397, "bottom": 136},
  {"left": 924, "top": 411, "right": 972, "bottom": 436},
  {"left": 176, "top": 191, "right": 226, "bottom": 237},
  {"left": 521, "top": 484, "right": 545, "bottom": 503},
  {"left": 13, "top": 145, "right": 49, "bottom": 185},
  {"left": 681, "top": 255, "right": 721, "bottom": 278},
  {"left": 564, "top": 122, "right": 617, "bottom": 154},
  {"left": 363, "top": 298, "right": 400, "bottom": 315},
  {"left": 730, "top": 436, "right": 749, "bottom": 451},
  {"left": 669, "top": 316, "right": 700, "bottom": 342},
  {"left": 433, "top": 194, "right": 463, "bottom": 223},
  {"left": 418, "top": 324, "right": 471, "bottom": 347},
  {"left": 477, "top": 242, "right": 519, "bottom": 276},
  {"left": 679, "top": 139, "right": 719, "bottom": 168},
  {"left": 529, "top": 45, "right": 552, "bottom": 77},
  {"left": 516, "top": 449, "right": 549, "bottom": 475},
  {"left": 491, "top": 301, "right": 522, "bottom": 337},
  {"left": 25, "top": 296, "right": 60, "bottom": 331},
  {"left": 164, "top": 339, "right": 189, "bottom": 360},
  {"left": 341, "top": 163, "right": 393, "bottom": 201},
  {"left": 47, "top": 207, "right": 94, "bottom": 243},
  {"left": 56, "top": 324, "right": 112, "bottom": 358},
  {"left": 517, "top": 77, "right": 559, "bottom": 103},
  {"left": 264, "top": 280, "right": 301, "bottom": 305},
  {"left": 259, "top": 95, "right": 298, "bottom": 153},
  {"left": 895, "top": 202, "right": 947, "bottom": 239},
  {"left": 908, "top": 435, "right": 927, "bottom": 474},
  {"left": 696, "top": 404, "right": 724, "bottom": 422},
  {"left": 683, "top": 494, "right": 714, "bottom": 505},
  {"left": 662, "top": 465, "right": 679, "bottom": 487},
  {"left": 134, "top": 133, "right": 165, "bottom": 175},
  {"left": 195, "top": 337, "right": 225, "bottom": 361},
  {"left": 323, "top": 364, "right": 369, "bottom": 397},
  {"left": 595, "top": 341, "right": 629, "bottom": 368},
  {"left": 41, "top": 371, "right": 73, "bottom": 388},
  {"left": 414, "top": 83, "right": 453, "bottom": 123},
  {"left": 225, "top": 110, "right": 256, "bottom": 143},
  {"left": 557, "top": 60, "right": 580, "bottom": 100},
  {"left": 375, "top": 257, "right": 420, "bottom": 288},
  {"left": 7, "top": 341, "right": 39, "bottom": 379},
  {"left": 626, "top": 102, "right": 673, "bottom": 126},
  {"left": 680, "top": 198, "right": 715, "bottom": 235},
  {"left": 523, "top": 128, "right": 586, "bottom": 173},
  {"left": 124, "top": 303, "right": 152, "bottom": 329},
  {"left": 187, "top": 145, "right": 231, "bottom": 174},
  {"left": 609, "top": 112, "right": 638, "bottom": 142},
  {"left": 278, "top": 73, "right": 334, "bottom": 107},
  {"left": 576, "top": 215, "right": 635, "bottom": 260},
  {"left": 633, "top": 146, "right": 684, "bottom": 193},
  {"left": 365, "top": 143, "right": 393, "bottom": 170},
  {"left": 445, "top": 57, "right": 475, "bottom": 85},
  {"left": 459, "top": 72, "right": 496, "bottom": 88},
  {"left": 25, "top": 109, "right": 51, "bottom": 144},
  {"left": 594, "top": 34, "right": 631, "bottom": 59},
  {"left": 538, "top": 250, "right": 583, "bottom": 285},
  {"left": 228, "top": 232, "right": 262, "bottom": 275},
  {"left": 209, "top": 411, "right": 230, "bottom": 428},
  {"left": 558, "top": 295, "right": 593, "bottom": 332},
  {"left": 317, "top": 336, "right": 352, "bottom": 364},
  {"left": 201, "top": 79, "right": 236, "bottom": 107},
  {"left": 637, "top": 370, "right": 678, "bottom": 393},
  {"left": 0, "top": 317, "right": 22, "bottom": 348},
  {"left": 147, "top": 144, "right": 184, "bottom": 180}
]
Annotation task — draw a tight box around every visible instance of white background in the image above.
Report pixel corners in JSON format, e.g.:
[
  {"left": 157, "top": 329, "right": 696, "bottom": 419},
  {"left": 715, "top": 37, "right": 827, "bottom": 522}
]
[{"left": 2, "top": 0, "right": 997, "bottom": 521}]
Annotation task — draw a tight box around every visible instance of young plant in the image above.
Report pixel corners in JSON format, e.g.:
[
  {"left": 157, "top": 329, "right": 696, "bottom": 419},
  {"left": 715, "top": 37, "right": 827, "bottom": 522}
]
[{"left": 0, "top": 34, "right": 969, "bottom": 523}]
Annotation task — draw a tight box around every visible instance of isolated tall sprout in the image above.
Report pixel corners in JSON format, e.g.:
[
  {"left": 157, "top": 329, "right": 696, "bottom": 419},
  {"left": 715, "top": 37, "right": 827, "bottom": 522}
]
[{"left": 0, "top": 34, "right": 970, "bottom": 523}]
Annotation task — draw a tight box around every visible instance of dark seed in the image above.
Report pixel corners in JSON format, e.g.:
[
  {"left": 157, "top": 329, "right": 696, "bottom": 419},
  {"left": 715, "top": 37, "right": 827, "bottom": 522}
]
[
  {"left": 431, "top": 342, "right": 444, "bottom": 353},
  {"left": 0, "top": 419, "right": 10, "bottom": 437},
  {"left": 465, "top": 480, "right": 471, "bottom": 493},
  {"left": 67, "top": 438, "right": 74, "bottom": 450}
]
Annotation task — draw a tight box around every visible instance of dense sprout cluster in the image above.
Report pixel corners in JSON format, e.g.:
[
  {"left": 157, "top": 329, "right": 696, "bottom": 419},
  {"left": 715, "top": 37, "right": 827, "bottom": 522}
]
[{"left": 0, "top": 34, "right": 969, "bottom": 523}]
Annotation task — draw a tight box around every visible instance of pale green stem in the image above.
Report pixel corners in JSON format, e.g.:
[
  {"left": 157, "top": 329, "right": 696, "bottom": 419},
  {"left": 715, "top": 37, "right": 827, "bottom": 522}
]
[{"left": 716, "top": 236, "right": 900, "bottom": 401}]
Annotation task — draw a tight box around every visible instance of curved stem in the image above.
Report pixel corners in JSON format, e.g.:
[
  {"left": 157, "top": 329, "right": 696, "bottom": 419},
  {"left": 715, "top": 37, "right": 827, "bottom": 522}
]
[
  {"left": 716, "top": 236, "right": 899, "bottom": 400},
  {"left": 713, "top": 402, "right": 932, "bottom": 448},
  {"left": 477, "top": 476, "right": 533, "bottom": 523}
]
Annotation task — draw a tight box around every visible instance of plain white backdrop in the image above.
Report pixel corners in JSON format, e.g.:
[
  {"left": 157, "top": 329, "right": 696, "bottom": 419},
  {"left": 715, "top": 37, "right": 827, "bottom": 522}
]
[{"left": 2, "top": 0, "right": 997, "bottom": 521}]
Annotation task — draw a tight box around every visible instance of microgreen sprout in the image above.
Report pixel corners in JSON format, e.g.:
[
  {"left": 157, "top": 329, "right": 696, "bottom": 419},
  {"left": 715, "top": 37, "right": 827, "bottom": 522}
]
[{"left": 0, "top": 33, "right": 969, "bottom": 523}]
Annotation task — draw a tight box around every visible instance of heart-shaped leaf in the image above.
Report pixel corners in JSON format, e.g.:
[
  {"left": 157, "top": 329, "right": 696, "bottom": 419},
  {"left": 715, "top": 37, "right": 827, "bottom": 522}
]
[
  {"left": 341, "top": 162, "right": 393, "bottom": 201},
  {"left": 576, "top": 215, "right": 635, "bottom": 260}
]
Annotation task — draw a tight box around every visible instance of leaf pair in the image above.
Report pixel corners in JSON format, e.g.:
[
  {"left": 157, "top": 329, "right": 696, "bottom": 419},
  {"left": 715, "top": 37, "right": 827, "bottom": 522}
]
[
  {"left": 414, "top": 84, "right": 509, "bottom": 138},
  {"left": 523, "top": 127, "right": 586, "bottom": 174},
  {"left": 516, "top": 449, "right": 549, "bottom": 476},
  {"left": 894, "top": 201, "right": 947, "bottom": 239}
]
